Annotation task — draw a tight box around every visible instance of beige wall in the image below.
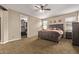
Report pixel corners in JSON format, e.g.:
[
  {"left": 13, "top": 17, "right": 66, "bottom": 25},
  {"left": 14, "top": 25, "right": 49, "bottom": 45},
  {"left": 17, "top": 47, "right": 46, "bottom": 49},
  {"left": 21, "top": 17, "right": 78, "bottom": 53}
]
[
  {"left": 0, "top": 9, "right": 4, "bottom": 42},
  {"left": 27, "top": 16, "right": 42, "bottom": 37},
  {"left": 0, "top": 9, "right": 8, "bottom": 43},
  {"left": 2, "top": 11, "right": 8, "bottom": 42},
  {"left": 8, "top": 9, "right": 21, "bottom": 41}
]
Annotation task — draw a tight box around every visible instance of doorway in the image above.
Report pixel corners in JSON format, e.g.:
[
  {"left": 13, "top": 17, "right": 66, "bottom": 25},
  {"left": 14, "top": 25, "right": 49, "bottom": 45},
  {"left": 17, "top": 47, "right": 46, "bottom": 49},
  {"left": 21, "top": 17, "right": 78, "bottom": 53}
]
[{"left": 20, "top": 15, "right": 28, "bottom": 38}]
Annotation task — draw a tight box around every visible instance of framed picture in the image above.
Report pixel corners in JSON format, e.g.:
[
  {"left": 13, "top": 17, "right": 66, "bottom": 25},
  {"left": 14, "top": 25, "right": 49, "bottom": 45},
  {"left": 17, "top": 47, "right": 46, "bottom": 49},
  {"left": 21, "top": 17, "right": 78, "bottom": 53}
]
[{"left": 59, "top": 19, "right": 61, "bottom": 22}]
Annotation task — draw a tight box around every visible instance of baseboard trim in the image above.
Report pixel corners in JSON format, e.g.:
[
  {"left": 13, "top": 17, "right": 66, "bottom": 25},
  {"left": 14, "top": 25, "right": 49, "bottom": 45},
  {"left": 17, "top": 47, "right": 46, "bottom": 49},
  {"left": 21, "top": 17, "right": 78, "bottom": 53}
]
[
  {"left": 0, "top": 38, "right": 21, "bottom": 44},
  {"left": 0, "top": 36, "right": 37, "bottom": 44}
]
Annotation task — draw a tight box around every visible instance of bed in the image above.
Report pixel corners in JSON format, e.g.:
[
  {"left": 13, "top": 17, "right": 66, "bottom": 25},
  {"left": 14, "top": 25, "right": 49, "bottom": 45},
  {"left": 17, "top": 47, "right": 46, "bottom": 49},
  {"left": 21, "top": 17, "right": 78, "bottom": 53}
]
[{"left": 38, "top": 24, "right": 64, "bottom": 43}]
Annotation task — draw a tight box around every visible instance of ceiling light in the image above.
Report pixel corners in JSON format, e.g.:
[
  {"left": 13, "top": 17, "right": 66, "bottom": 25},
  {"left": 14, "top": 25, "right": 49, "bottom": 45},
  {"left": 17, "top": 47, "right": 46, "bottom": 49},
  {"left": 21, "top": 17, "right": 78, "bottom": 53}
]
[{"left": 39, "top": 10, "right": 44, "bottom": 12}]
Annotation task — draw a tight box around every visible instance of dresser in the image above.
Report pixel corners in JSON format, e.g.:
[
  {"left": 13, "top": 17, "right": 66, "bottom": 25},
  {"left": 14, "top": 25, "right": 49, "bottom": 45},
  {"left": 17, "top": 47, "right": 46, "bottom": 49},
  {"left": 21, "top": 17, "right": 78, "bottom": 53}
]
[{"left": 72, "top": 22, "right": 79, "bottom": 46}]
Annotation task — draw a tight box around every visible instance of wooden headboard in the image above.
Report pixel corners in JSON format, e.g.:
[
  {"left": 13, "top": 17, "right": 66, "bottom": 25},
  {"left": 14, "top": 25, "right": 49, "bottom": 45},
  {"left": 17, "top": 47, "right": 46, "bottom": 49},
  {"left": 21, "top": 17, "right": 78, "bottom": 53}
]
[{"left": 48, "top": 24, "right": 64, "bottom": 30}]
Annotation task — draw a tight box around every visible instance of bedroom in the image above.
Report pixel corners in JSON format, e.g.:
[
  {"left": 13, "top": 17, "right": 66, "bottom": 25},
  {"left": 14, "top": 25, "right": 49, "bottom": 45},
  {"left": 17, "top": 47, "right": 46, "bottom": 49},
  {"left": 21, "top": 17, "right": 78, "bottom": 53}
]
[{"left": 0, "top": 4, "right": 79, "bottom": 53}]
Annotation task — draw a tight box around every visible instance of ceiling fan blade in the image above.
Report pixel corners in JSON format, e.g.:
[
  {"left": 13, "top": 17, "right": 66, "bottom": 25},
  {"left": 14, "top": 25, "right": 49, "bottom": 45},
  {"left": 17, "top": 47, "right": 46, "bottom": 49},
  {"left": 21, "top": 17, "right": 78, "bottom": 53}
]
[
  {"left": 44, "top": 9, "right": 51, "bottom": 10},
  {"left": 35, "top": 6, "right": 40, "bottom": 9},
  {"left": 0, "top": 5, "right": 7, "bottom": 11}
]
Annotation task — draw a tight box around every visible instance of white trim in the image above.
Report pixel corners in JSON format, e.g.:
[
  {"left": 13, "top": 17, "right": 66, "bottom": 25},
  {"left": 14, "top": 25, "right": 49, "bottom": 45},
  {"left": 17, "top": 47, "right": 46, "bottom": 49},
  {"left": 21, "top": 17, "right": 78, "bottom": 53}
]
[{"left": 0, "top": 38, "right": 21, "bottom": 44}]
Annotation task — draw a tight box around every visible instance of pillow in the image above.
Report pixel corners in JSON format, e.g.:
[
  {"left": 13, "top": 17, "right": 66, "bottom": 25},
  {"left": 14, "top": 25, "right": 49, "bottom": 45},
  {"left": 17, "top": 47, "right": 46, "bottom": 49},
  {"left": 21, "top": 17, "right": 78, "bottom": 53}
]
[{"left": 53, "top": 28, "right": 57, "bottom": 30}]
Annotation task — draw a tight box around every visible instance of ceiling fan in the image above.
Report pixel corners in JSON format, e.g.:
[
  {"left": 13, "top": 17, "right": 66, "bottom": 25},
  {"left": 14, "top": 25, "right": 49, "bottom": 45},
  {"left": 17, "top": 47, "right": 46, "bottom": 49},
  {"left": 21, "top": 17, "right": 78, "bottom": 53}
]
[{"left": 34, "top": 4, "right": 51, "bottom": 12}]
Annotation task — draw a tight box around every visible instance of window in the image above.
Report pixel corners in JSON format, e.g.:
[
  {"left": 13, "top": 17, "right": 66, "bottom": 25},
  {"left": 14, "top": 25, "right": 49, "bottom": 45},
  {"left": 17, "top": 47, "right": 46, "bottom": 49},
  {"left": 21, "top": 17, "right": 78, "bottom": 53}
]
[
  {"left": 65, "top": 16, "right": 77, "bottom": 32},
  {"left": 42, "top": 20, "right": 48, "bottom": 29},
  {"left": 65, "top": 17, "right": 76, "bottom": 22}
]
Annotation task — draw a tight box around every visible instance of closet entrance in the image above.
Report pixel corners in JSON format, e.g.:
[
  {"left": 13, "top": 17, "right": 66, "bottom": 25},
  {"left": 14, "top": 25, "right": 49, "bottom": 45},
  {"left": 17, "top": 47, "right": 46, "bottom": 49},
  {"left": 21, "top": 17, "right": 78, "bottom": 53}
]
[{"left": 20, "top": 15, "right": 28, "bottom": 38}]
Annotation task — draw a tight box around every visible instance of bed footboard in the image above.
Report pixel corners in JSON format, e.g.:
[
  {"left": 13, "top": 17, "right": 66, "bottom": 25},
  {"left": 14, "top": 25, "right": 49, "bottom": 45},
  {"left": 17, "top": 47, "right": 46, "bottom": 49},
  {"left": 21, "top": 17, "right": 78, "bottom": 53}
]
[{"left": 38, "top": 30, "right": 62, "bottom": 43}]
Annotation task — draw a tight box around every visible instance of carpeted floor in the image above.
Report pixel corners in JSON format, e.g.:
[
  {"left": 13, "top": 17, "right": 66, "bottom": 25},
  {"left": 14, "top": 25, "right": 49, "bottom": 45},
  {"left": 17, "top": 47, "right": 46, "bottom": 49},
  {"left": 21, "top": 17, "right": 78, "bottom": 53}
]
[{"left": 0, "top": 37, "right": 79, "bottom": 54}]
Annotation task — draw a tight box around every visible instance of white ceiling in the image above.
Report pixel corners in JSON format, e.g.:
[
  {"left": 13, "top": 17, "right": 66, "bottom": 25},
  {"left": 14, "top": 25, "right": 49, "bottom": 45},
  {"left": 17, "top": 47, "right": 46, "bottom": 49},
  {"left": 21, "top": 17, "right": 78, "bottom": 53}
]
[{"left": 2, "top": 4, "right": 79, "bottom": 19}]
